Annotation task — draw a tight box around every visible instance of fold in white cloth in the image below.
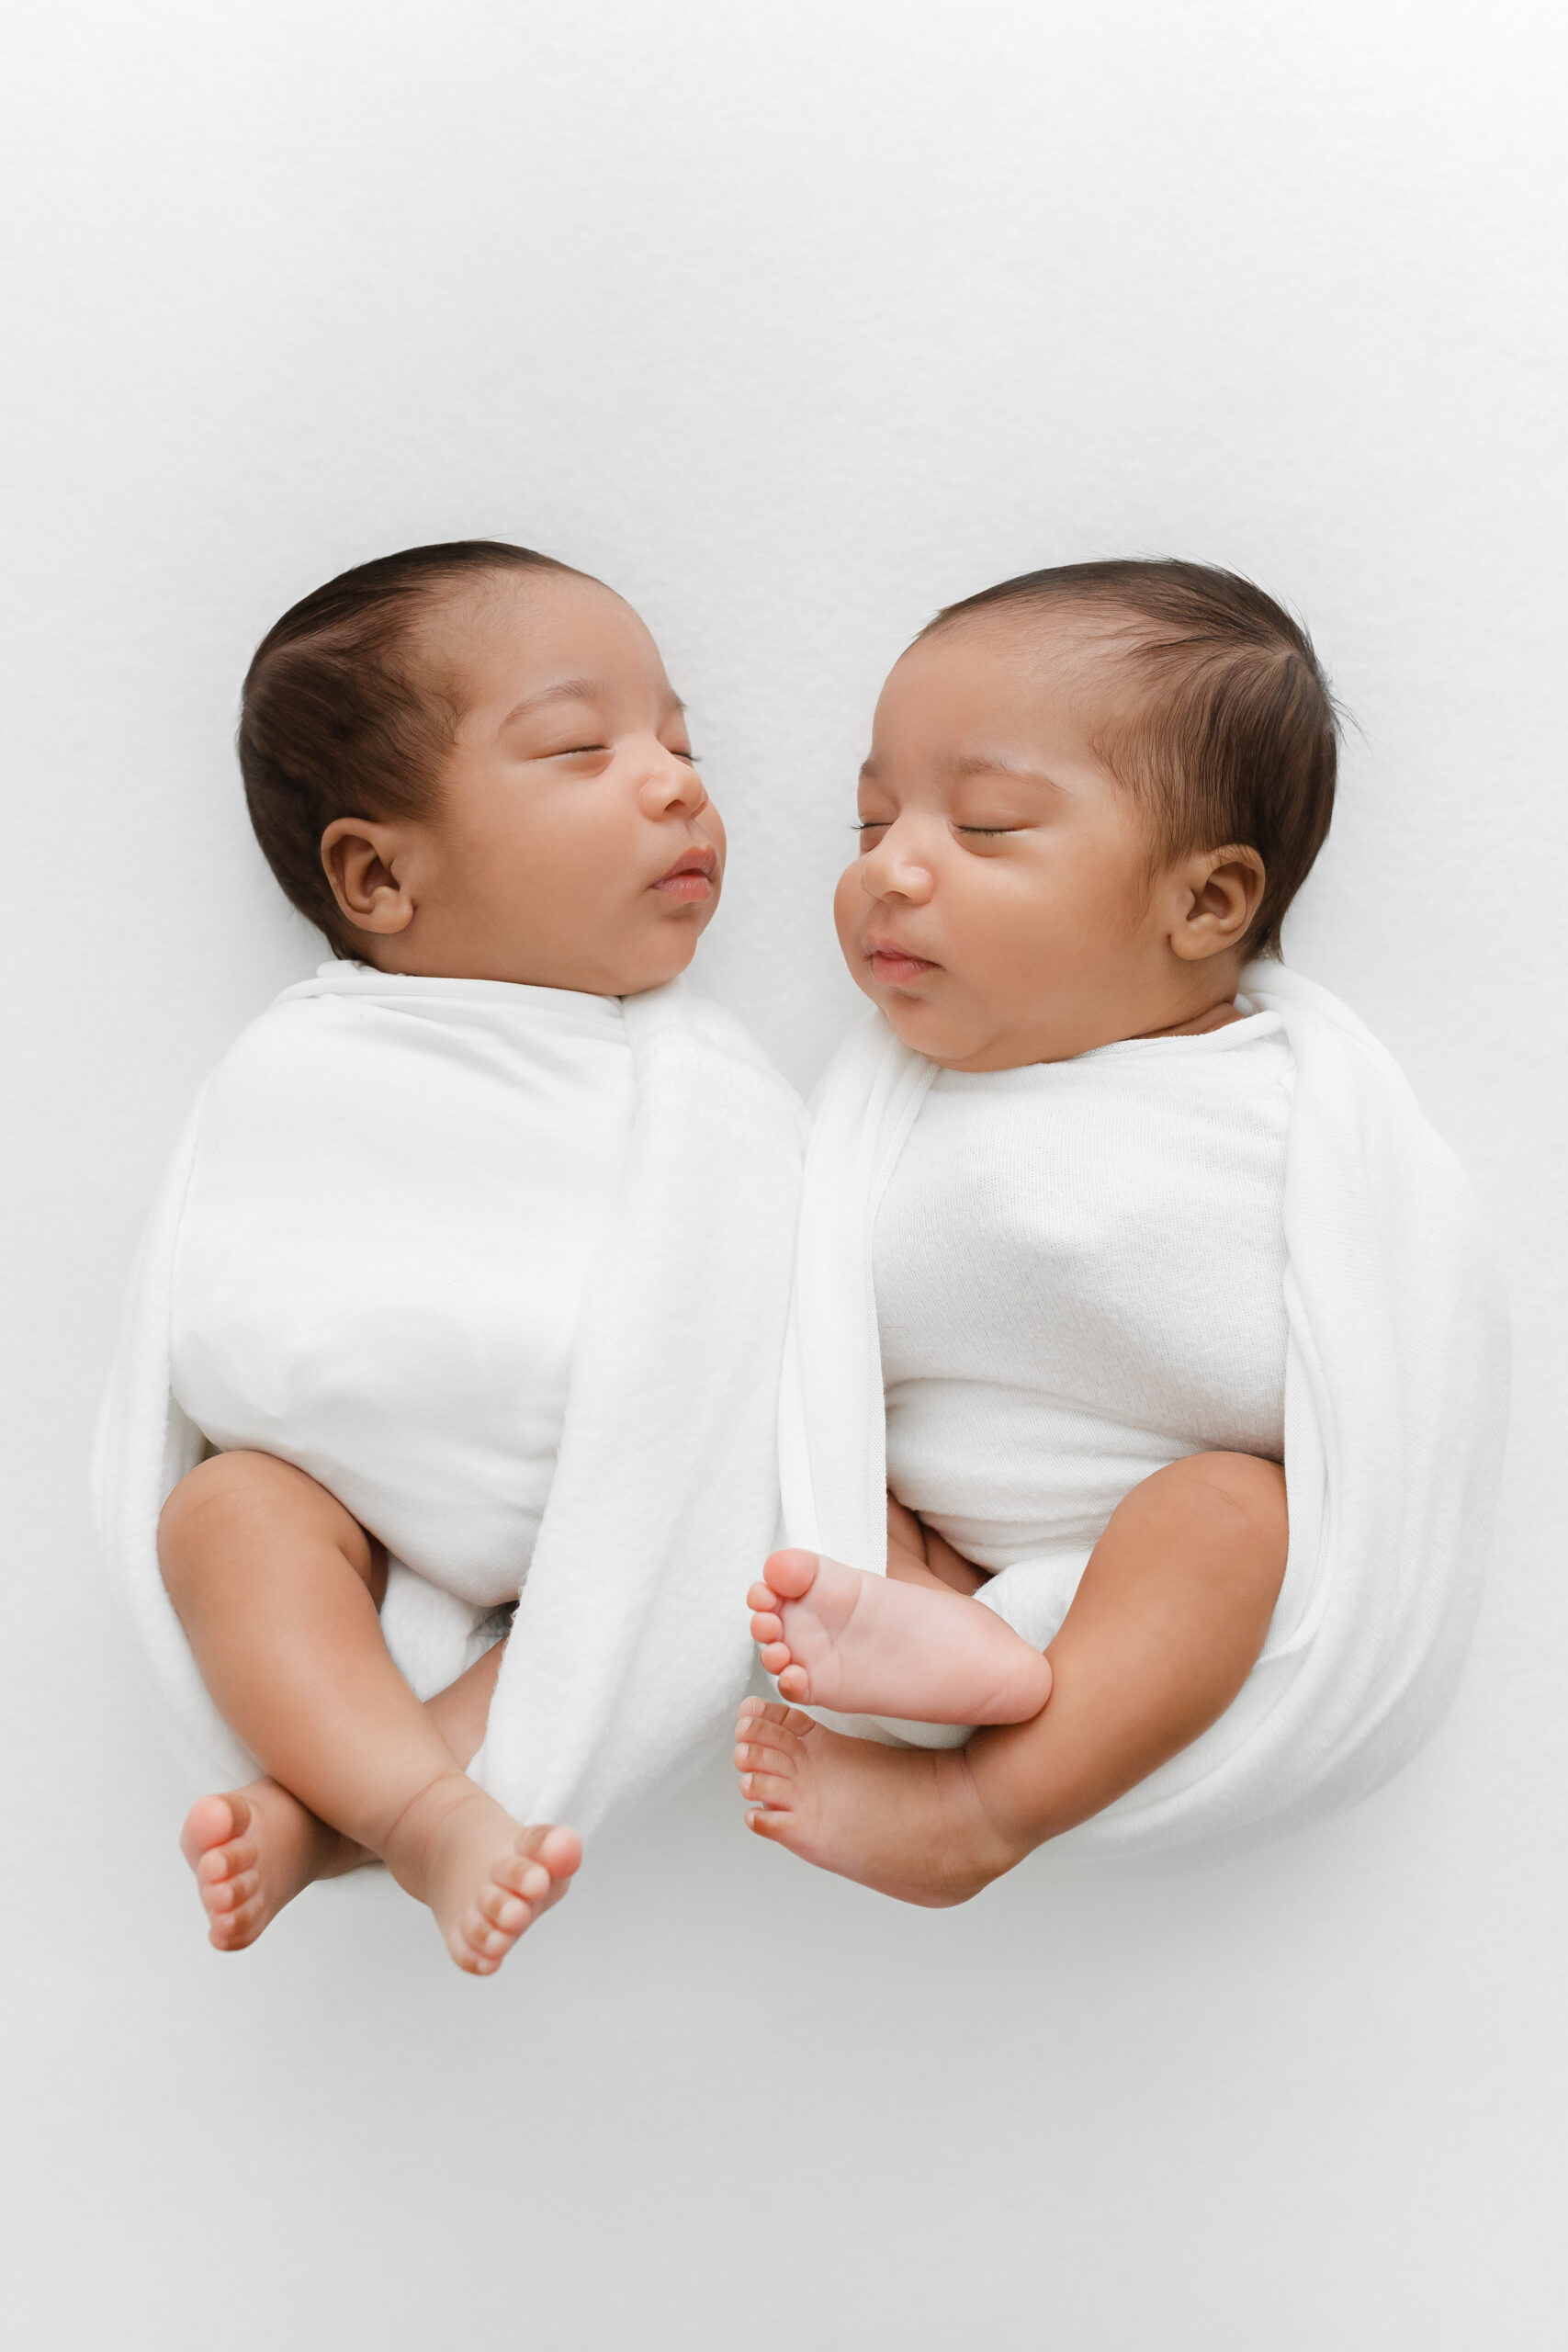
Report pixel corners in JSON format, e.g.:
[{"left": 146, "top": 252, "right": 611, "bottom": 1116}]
[
  {"left": 93, "top": 965, "right": 806, "bottom": 1838},
  {"left": 778, "top": 963, "right": 1510, "bottom": 1856}
]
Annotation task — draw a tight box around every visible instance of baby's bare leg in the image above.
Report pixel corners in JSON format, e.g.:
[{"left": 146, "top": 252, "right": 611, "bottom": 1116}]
[
  {"left": 426, "top": 1635, "right": 508, "bottom": 1764},
  {"left": 186, "top": 1636, "right": 511, "bottom": 1952},
  {"left": 886, "top": 1494, "right": 986, "bottom": 1596},
  {"left": 736, "top": 1452, "right": 1287, "bottom": 1903},
  {"left": 161, "top": 1453, "right": 578, "bottom": 1972}
]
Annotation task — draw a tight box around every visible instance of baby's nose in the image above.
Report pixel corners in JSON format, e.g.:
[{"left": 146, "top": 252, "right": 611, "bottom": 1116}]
[
  {"left": 863, "top": 836, "right": 934, "bottom": 902},
  {"left": 642, "top": 751, "right": 706, "bottom": 817}
]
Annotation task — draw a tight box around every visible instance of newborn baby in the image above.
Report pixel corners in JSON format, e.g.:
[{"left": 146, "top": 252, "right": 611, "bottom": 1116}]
[
  {"left": 142, "top": 541, "right": 790, "bottom": 1973},
  {"left": 738, "top": 560, "right": 1333, "bottom": 1895}
]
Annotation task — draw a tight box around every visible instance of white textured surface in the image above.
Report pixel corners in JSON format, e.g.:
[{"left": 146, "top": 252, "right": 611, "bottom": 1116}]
[{"left": 3, "top": 3, "right": 1562, "bottom": 2345}]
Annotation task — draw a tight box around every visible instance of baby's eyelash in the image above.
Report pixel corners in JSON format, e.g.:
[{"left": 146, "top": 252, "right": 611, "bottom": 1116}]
[
  {"left": 852, "top": 820, "right": 887, "bottom": 832},
  {"left": 957, "top": 825, "right": 1016, "bottom": 836}
]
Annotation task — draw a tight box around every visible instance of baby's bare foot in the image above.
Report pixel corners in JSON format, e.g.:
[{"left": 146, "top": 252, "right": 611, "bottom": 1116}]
[
  {"left": 748, "top": 1548, "right": 1052, "bottom": 1724},
  {"left": 382, "top": 1776, "right": 581, "bottom": 1975},
  {"left": 180, "top": 1780, "right": 367, "bottom": 1952},
  {"left": 733, "top": 1699, "right": 1020, "bottom": 1905}
]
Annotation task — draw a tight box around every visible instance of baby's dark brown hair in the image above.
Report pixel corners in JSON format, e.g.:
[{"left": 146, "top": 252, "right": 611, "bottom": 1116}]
[
  {"left": 240, "top": 539, "right": 577, "bottom": 956},
  {"left": 924, "top": 559, "right": 1339, "bottom": 957}
]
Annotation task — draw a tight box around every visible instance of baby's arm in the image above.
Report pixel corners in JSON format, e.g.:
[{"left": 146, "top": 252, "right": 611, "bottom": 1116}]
[{"left": 737, "top": 1451, "right": 1287, "bottom": 1903}]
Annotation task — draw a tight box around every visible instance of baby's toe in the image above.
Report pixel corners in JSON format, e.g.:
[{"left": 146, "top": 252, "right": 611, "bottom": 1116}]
[
  {"left": 750, "top": 1609, "right": 785, "bottom": 1646},
  {"left": 455, "top": 1913, "right": 516, "bottom": 1970},
  {"left": 735, "top": 1722, "right": 799, "bottom": 1765},
  {"left": 181, "top": 1792, "right": 248, "bottom": 1868},
  {"left": 739, "top": 1766, "right": 800, "bottom": 1809},
  {"left": 739, "top": 1699, "right": 795, "bottom": 1734},
  {"left": 757, "top": 1639, "right": 795, "bottom": 1678},
  {"left": 513, "top": 1823, "right": 582, "bottom": 1882},
  {"left": 477, "top": 1880, "right": 531, "bottom": 1934},
  {"left": 197, "top": 1837, "right": 255, "bottom": 1886},
  {"left": 776, "top": 1664, "right": 810, "bottom": 1702},
  {"left": 221, "top": 1893, "right": 264, "bottom": 1945},
  {"left": 533, "top": 1826, "right": 582, "bottom": 1878},
  {"left": 493, "top": 1849, "right": 553, "bottom": 1904},
  {"left": 761, "top": 1549, "right": 819, "bottom": 1600},
  {"left": 209, "top": 1897, "right": 258, "bottom": 1949},
  {"left": 205, "top": 1867, "right": 260, "bottom": 1916}
]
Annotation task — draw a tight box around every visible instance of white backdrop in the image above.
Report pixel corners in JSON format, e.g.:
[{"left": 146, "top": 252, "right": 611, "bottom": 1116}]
[{"left": 4, "top": 4, "right": 1564, "bottom": 2345}]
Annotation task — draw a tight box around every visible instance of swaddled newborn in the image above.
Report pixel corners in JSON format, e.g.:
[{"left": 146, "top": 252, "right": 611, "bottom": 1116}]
[
  {"left": 127, "top": 541, "right": 801, "bottom": 1975},
  {"left": 737, "top": 558, "right": 1503, "bottom": 1899},
  {"left": 171, "top": 969, "right": 635, "bottom": 1608},
  {"left": 877, "top": 1015, "right": 1291, "bottom": 1605}
]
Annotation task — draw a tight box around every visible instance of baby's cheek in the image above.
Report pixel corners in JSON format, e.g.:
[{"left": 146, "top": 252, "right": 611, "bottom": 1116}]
[{"left": 831, "top": 865, "right": 863, "bottom": 960}]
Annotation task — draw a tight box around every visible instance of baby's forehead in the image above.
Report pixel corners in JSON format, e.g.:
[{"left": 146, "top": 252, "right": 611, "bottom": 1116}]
[
  {"left": 886, "top": 605, "right": 1146, "bottom": 737},
  {"left": 413, "top": 567, "right": 605, "bottom": 661},
  {"left": 414, "top": 571, "right": 661, "bottom": 709},
  {"left": 923, "top": 599, "right": 1143, "bottom": 678}
]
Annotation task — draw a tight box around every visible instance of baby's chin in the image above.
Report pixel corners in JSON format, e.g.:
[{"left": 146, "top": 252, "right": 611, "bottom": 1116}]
[
  {"left": 859, "top": 976, "right": 970, "bottom": 1062},
  {"left": 606, "top": 901, "right": 716, "bottom": 996}
]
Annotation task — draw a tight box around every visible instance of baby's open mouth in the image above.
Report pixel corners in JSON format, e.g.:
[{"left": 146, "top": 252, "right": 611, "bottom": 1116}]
[{"left": 651, "top": 845, "right": 717, "bottom": 900}]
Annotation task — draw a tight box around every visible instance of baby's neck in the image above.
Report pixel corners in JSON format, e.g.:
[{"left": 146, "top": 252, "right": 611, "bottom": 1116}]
[
  {"left": 1128, "top": 995, "right": 1246, "bottom": 1044},
  {"left": 938, "top": 969, "right": 1248, "bottom": 1072}
]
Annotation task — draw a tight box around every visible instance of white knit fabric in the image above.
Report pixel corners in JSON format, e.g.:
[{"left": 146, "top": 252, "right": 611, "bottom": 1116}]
[
  {"left": 778, "top": 964, "right": 1510, "bottom": 1855},
  {"left": 94, "top": 964, "right": 807, "bottom": 1838},
  {"left": 170, "top": 973, "right": 634, "bottom": 1609},
  {"left": 877, "top": 1012, "right": 1292, "bottom": 1600}
]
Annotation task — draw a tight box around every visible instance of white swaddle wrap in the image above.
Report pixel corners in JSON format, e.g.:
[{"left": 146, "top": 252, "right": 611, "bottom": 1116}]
[
  {"left": 874, "top": 1010, "right": 1292, "bottom": 1663},
  {"left": 95, "top": 963, "right": 806, "bottom": 1837},
  {"left": 778, "top": 963, "right": 1509, "bottom": 1857}
]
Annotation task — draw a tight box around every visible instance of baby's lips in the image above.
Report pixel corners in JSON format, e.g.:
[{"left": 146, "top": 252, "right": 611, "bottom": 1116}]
[
  {"left": 661, "top": 842, "right": 717, "bottom": 879},
  {"left": 864, "top": 934, "right": 940, "bottom": 978},
  {"left": 651, "top": 842, "right": 719, "bottom": 894}
]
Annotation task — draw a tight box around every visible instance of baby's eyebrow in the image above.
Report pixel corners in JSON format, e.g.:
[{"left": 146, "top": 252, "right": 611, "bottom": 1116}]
[
  {"left": 945, "top": 752, "right": 1059, "bottom": 786},
  {"left": 500, "top": 678, "right": 689, "bottom": 729},
  {"left": 500, "top": 674, "right": 604, "bottom": 727}
]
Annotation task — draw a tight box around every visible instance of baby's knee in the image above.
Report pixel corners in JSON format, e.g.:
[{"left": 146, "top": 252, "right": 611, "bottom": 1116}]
[
  {"left": 158, "top": 1452, "right": 378, "bottom": 1600},
  {"left": 1161, "top": 1451, "right": 1288, "bottom": 1589}
]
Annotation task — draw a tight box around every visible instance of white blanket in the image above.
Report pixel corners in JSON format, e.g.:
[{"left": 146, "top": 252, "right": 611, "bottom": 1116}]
[
  {"left": 779, "top": 963, "right": 1510, "bottom": 1857},
  {"left": 94, "top": 969, "right": 806, "bottom": 1838}
]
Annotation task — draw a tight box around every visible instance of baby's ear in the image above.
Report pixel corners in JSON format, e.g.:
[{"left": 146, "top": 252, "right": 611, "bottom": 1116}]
[
  {"left": 321, "top": 818, "right": 416, "bottom": 938},
  {"left": 1169, "top": 843, "right": 1266, "bottom": 962}
]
